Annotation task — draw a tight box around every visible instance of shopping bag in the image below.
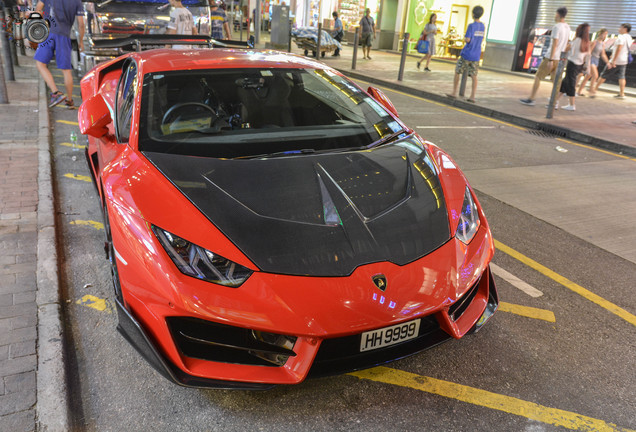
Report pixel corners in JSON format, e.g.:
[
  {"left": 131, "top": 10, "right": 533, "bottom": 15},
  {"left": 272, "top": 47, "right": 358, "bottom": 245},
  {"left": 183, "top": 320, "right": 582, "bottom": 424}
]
[{"left": 416, "top": 39, "right": 429, "bottom": 54}]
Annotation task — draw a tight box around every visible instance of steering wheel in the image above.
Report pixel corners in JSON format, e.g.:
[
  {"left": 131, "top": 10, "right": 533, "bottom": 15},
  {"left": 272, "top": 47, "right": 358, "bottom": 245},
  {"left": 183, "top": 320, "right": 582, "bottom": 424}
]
[{"left": 161, "top": 102, "right": 217, "bottom": 126}]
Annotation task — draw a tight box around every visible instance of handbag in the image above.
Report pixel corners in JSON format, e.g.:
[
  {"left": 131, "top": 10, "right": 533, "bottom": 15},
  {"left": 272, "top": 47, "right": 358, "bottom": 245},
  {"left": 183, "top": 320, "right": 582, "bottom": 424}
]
[{"left": 416, "top": 39, "right": 429, "bottom": 54}]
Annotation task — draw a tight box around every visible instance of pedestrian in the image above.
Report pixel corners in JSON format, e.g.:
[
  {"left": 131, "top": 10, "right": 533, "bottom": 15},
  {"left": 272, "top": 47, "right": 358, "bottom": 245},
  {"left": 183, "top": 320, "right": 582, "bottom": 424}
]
[
  {"left": 332, "top": 11, "right": 343, "bottom": 57},
  {"left": 589, "top": 23, "right": 633, "bottom": 99},
  {"left": 209, "top": 0, "right": 231, "bottom": 40},
  {"left": 417, "top": 13, "right": 437, "bottom": 71},
  {"left": 166, "top": 0, "right": 197, "bottom": 49},
  {"left": 577, "top": 28, "right": 608, "bottom": 96},
  {"left": 520, "top": 7, "right": 570, "bottom": 106},
  {"left": 446, "top": 6, "right": 485, "bottom": 103},
  {"left": 359, "top": 8, "right": 376, "bottom": 60},
  {"left": 32, "top": 0, "right": 85, "bottom": 108},
  {"left": 555, "top": 23, "right": 590, "bottom": 111}
]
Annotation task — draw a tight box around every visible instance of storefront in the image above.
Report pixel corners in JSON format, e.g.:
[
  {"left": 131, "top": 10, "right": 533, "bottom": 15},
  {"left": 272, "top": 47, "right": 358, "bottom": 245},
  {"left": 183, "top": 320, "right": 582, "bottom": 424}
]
[
  {"left": 394, "top": 0, "right": 493, "bottom": 57},
  {"left": 294, "top": 0, "right": 379, "bottom": 33}
]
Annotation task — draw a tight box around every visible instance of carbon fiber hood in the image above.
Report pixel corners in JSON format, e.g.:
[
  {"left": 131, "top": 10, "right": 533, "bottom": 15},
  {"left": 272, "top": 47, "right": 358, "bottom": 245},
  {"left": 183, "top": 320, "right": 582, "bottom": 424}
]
[{"left": 143, "top": 138, "right": 451, "bottom": 276}]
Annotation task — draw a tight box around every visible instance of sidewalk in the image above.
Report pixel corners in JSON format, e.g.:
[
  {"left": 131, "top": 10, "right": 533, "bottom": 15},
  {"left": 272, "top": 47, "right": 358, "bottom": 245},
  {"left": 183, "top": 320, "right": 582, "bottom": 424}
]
[
  {"left": 0, "top": 54, "right": 40, "bottom": 431},
  {"left": 304, "top": 45, "right": 636, "bottom": 155},
  {"left": 0, "top": 53, "right": 65, "bottom": 432}
]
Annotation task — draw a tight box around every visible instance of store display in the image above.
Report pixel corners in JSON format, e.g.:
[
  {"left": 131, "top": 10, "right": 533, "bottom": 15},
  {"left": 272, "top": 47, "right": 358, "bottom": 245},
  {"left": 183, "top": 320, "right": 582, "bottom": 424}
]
[{"left": 338, "top": 0, "right": 365, "bottom": 31}]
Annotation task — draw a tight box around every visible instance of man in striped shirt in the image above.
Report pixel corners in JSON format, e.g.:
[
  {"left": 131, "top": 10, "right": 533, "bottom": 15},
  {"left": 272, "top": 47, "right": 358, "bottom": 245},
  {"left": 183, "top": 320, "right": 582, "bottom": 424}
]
[{"left": 210, "top": 1, "right": 231, "bottom": 40}]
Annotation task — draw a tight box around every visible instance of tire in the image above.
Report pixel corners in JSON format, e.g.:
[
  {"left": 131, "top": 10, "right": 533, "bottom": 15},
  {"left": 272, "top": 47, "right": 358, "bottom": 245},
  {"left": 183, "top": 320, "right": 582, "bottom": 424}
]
[{"left": 103, "top": 203, "right": 123, "bottom": 301}]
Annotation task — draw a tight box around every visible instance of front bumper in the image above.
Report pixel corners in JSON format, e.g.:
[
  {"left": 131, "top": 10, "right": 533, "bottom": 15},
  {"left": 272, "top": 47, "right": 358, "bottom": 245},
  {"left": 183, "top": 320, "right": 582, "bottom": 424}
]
[
  {"left": 115, "top": 266, "right": 498, "bottom": 389},
  {"left": 115, "top": 298, "right": 275, "bottom": 390}
]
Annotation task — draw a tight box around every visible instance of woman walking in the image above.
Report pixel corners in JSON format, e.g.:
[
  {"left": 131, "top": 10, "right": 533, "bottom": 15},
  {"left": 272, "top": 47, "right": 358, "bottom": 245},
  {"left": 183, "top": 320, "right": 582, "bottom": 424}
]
[
  {"left": 417, "top": 14, "right": 437, "bottom": 71},
  {"left": 556, "top": 23, "right": 590, "bottom": 111},
  {"left": 577, "top": 28, "right": 608, "bottom": 96}
]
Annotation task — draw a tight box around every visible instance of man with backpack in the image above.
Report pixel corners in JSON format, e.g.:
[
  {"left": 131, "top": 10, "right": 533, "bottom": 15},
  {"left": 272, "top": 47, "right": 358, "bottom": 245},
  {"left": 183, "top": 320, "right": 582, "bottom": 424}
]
[{"left": 32, "top": 0, "right": 84, "bottom": 108}]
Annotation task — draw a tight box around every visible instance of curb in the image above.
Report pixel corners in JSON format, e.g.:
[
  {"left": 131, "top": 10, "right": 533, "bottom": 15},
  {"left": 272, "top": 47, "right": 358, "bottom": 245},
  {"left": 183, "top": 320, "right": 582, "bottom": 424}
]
[
  {"left": 35, "top": 80, "right": 70, "bottom": 431},
  {"left": 336, "top": 68, "right": 636, "bottom": 158}
]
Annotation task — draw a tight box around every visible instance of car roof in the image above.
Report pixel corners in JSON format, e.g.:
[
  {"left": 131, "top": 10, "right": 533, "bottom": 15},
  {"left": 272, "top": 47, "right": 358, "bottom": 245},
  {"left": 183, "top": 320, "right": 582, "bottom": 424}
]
[{"left": 134, "top": 48, "right": 326, "bottom": 74}]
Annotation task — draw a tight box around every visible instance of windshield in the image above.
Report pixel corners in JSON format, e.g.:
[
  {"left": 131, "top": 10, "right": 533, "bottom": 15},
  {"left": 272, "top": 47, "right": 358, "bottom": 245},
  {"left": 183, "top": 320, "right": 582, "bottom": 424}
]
[{"left": 138, "top": 68, "right": 404, "bottom": 158}]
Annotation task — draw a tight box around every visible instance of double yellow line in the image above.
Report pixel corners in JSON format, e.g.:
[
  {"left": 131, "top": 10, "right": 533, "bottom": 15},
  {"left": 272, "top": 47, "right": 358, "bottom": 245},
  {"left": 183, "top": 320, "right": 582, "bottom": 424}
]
[
  {"left": 364, "top": 82, "right": 636, "bottom": 162},
  {"left": 350, "top": 367, "right": 635, "bottom": 432},
  {"left": 495, "top": 240, "right": 636, "bottom": 327}
]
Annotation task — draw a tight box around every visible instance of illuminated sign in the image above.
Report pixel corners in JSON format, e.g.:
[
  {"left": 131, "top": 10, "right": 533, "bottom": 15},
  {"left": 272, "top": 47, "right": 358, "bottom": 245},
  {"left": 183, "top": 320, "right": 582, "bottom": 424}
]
[{"left": 486, "top": 0, "right": 523, "bottom": 44}]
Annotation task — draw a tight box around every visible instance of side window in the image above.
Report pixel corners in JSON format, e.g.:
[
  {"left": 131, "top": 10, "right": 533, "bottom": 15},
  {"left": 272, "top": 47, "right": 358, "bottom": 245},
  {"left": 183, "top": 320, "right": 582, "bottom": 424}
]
[{"left": 116, "top": 61, "right": 138, "bottom": 143}]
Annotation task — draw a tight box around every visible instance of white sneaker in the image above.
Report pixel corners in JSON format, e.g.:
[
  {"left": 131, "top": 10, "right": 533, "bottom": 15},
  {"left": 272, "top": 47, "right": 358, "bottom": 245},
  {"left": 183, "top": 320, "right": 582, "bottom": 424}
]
[
  {"left": 545, "top": 102, "right": 559, "bottom": 110},
  {"left": 562, "top": 104, "right": 576, "bottom": 111}
]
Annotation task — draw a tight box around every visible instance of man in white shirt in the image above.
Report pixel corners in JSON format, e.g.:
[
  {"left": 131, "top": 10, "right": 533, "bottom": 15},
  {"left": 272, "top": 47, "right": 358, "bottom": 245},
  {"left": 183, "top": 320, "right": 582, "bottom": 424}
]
[
  {"left": 590, "top": 23, "right": 633, "bottom": 99},
  {"left": 166, "top": 0, "right": 197, "bottom": 49},
  {"left": 520, "top": 7, "right": 570, "bottom": 106}
]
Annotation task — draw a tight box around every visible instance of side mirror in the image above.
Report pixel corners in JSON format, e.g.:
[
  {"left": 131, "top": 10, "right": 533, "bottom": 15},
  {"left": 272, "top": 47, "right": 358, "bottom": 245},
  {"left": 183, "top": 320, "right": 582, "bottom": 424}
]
[
  {"left": 367, "top": 86, "right": 399, "bottom": 118},
  {"left": 78, "top": 93, "right": 112, "bottom": 138}
]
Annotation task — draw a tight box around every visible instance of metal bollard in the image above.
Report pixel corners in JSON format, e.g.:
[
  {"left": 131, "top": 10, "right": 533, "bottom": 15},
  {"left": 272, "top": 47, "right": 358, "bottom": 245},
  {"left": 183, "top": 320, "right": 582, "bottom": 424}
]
[
  {"left": 0, "top": 6, "right": 15, "bottom": 82},
  {"left": 458, "top": 67, "right": 468, "bottom": 97},
  {"left": 17, "top": 20, "right": 25, "bottom": 56},
  {"left": 316, "top": 23, "right": 322, "bottom": 58},
  {"left": 8, "top": 19, "right": 18, "bottom": 67},
  {"left": 288, "top": 19, "right": 292, "bottom": 52},
  {"left": 352, "top": 31, "right": 359, "bottom": 70},
  {"left": 546, "top": 51, "right": 568, "bottom": 119},
  {"left": 397, "top": 32, "right": 410, "bottom": 81}
]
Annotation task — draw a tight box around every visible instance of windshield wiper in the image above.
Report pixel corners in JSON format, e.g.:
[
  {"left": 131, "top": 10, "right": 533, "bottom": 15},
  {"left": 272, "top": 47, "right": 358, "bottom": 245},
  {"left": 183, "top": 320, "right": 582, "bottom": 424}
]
[
  {"left": 236, "top": 149, "right": 318, "bottom": 159},
  {"left": 365, "top": 130, "right": 409, "bottom": 149}
]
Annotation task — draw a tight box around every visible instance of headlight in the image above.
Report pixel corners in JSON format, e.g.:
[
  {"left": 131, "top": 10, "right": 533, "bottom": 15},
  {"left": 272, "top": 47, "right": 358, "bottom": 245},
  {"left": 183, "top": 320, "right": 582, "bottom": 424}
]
[
  {"left": 455, "top": 187, "right": 480, "bottom": 244},
  {"left": 152, "top": 226, "right": 253, "bottom": 287}
]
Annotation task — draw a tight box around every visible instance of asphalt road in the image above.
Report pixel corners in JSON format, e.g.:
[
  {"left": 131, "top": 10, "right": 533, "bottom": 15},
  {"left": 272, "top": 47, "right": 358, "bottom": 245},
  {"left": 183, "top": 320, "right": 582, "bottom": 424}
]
[{"left": 50, "top": 73, "right": 636, "bottom": 431}]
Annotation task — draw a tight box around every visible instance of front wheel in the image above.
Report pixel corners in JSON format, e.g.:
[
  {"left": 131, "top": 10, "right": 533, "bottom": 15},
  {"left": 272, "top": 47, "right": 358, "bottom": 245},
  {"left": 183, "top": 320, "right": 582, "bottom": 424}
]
[{"left": 103, "top": 203, "right": 123, "bottom": 301}]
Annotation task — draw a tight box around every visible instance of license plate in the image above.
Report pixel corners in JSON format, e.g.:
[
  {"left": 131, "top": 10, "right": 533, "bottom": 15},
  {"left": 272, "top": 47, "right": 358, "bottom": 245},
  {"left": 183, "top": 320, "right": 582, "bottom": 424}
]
[{"left": 359, "top": 319, "right": 421, "bottom": 352}]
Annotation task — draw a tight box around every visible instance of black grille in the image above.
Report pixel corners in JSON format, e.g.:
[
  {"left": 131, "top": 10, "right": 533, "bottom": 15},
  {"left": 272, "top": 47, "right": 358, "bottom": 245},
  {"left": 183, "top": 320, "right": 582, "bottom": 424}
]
[
  {"left": 448, "top": 277, "right": 481, "bottom": 321},
  {"left": 167, "top": 317, "right": 296, "bottom": 367},
  {"left": 308, "top": 315, "right": 450, "bottom": 377}
]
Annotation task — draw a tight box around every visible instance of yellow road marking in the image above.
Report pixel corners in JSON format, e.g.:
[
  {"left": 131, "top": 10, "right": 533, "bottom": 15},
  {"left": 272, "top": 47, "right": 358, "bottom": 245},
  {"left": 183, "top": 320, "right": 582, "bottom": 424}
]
[
  {"left": 495, "top": 240, "right": 636, "bottom": 327},
  {"left": 555, "top": 137, "right": 636, "bottom": 161},
  {"left": 358, "top": 80, "right": 525, "bottom": 130},
  {"left": 60, "top": 142, "right": 86, "bottom": 150},
  {"left": 76, "top": 295, "right": 111, "bottom": 313},
  {"left": 63, "top": 173, "right": 92, "bottom": 182},
  {"left": 56, "top": 119, "right": 79, "bottom": 125},
  {"left": 498, "top": 301, "right": 556, "bottom": 322},
  {"left": 356, "top": 79, "right": 634, "bottom": 159},
  {"left": 70, "top": 220, "right": 104, "bottom": 230},
  {"left": 349, "top": 367, "right": 635, "bottom": 432}
]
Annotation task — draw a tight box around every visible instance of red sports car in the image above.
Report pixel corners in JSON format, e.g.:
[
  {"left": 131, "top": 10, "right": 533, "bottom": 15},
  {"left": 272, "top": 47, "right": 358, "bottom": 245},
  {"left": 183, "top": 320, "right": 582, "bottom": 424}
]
[{"left": 78, "top": 43, "right": 498, "bottom": 389}]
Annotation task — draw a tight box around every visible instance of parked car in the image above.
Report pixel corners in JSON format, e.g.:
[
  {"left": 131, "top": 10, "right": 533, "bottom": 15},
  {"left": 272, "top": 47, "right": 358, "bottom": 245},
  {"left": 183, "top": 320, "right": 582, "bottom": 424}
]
[
  {"left": 78, "top": 41, "right": 498, "bottom": 389},
  {"left": 75, "top": 0, "right": 211, "bottom": 75}
]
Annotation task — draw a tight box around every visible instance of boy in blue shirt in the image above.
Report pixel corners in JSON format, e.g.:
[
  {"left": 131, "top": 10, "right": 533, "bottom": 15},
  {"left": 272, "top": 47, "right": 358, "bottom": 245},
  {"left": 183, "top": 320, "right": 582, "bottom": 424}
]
[{"left": 447, "top": 6, "right": 485, "bottom": 102}]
